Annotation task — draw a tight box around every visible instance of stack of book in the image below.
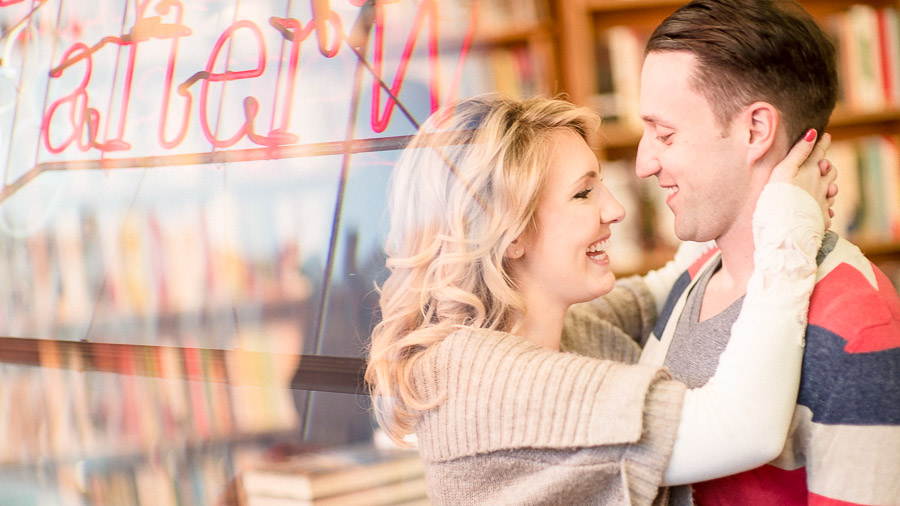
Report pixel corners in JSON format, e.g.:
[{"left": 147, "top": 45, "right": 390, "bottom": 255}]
[{"left": 239, "top": 443, "right": 429, "bottom": 506}]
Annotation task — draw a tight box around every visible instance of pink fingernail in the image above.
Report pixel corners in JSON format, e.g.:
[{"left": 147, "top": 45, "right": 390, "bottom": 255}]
[{"left": 804, "top": 129, "right": 816, "bottom": 142}]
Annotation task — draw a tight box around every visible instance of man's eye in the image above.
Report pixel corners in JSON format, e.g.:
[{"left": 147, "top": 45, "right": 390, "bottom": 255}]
[
  {"left": 657, "top": 133, "right": 673, "bottom": 143},
  {"left": 574, "top": 188, "right": 593, "bottom": 199}
]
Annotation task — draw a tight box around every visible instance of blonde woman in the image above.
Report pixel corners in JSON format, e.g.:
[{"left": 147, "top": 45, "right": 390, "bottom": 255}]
[{"left": 366, "top": 94, "right": 835, "bottom": 505}]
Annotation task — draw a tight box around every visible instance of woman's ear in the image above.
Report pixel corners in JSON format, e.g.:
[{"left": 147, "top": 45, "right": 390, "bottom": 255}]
[
  {"left": 504, "top": 239, "right": 524, "bottom": 259},
  {"left": 744, "top": 101, "right": 779, "bottom": 164}
]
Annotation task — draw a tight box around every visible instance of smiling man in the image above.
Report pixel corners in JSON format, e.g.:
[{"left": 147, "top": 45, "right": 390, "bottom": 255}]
[{"left": 633, "top": 0, "right": 900, "bottom": 505}]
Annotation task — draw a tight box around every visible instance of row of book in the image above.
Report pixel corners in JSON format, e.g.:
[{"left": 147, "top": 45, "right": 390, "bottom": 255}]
[
  {"left": 0, "top": 199, "right": 319, "bottom": 342},
  {"left": 826, "top": 4, "right": 900, "bottom": 113},
  {"left": 0, "top": 438, "right": 264, "bottom": 506},
  {"left": 476, "top": 0, "right": 550, "bottom": 36},
  {"left": 461, "top": 0, "right": 555, "bottom": 100},
  {"left": 0, "top": 321, "right": 302, "bottom": 464},
  {"left": 592, "top": 24, "right": 647, "bottom": 129},
  {"left": 592, "top": 5, "right": 900, "bottom": 126},
  {"left": 465, "top": 44, "right": 551, "bottom": 100},
  {"left": 41, "top": 450, "right": 235, "bottom": 506},
  {"left": 828, "top": 135, "right": 900, "bottom": 242}
]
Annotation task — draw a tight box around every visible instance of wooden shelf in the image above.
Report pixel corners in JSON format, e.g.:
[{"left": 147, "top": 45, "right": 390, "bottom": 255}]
[
  {"left": 474, "top": 21, "right": 555, "bottom": 46},
  {"left": 855, "top": 239, "right": 900, "bottom": 258},
  {"left": 583, "top": 0, "right": 683, "bottom": 11},
  {"left": 0, "top": 336, "right": 366, "bottom": 395},
  {"left": 831, "top": 107, "right": 900, "bottom": 126}
]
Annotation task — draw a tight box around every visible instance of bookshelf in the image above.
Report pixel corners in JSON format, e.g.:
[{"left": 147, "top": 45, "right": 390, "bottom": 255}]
[
  {"left": 556, "top": 0, "right": 900, "bottom": 281},
  {"left": 468, "top": 0, "right": 560, "bottom": 97}
]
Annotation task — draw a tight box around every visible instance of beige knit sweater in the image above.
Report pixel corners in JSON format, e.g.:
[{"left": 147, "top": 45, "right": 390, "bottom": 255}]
[{"left": 411, "top": 281, "right": 686, "bottom": 506}]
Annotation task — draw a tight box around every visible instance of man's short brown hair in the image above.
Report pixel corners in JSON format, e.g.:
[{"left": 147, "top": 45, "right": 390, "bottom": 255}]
[{"left": 646, "top": 0, "right": 838, "bottom": 143}]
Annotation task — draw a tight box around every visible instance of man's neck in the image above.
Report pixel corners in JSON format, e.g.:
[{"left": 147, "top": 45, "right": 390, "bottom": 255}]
[
  {"left": 698, "top": 157, "right": 778, "bottom": 321},
  {"left": 699, "top": 224, "right": 756, "bottom": 321}
]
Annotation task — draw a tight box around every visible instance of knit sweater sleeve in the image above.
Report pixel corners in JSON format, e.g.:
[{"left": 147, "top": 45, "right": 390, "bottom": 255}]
[
  {"left": 570, "top": 241, "right": 715, "bottom": 348},
  {"left": 413, "top": 329, "right": 686, "bottom": 468},
  {"left": 571, "top": 279, "right": 658, "bottom": 346}
]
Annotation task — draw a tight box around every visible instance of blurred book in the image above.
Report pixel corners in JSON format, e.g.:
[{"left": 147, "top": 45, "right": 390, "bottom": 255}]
[
  {"left": 858, "top": 135, "right": 900, "bottom": 241},
  {"left": 240, "top": 443, "right": 426, "bottom": 504},
  {"left": 826, "top": 139, "right": 862, "bottom": 238},
  {"left": 591, "top": 25, "right": 645, "bottom": 129},
  {"left": 877, "top": 7, "right": 900, "bottom": 107},
  {"left": 826, "top": 5, "right": 900, "bottom": 113},
  {"left": 244, "top": 477, "right": 428, "bottom": 506}
]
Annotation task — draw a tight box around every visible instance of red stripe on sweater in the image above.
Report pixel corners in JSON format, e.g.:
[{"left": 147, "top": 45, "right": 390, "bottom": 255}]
[
  {"left": 693, "top": 466, "right": 881, "bottom": 506},
  {"left": 688, "top": 248, "right": 720, "bottom": 279},
  {"left": 692, "top": 465, "right": 806, "bottom": 506},
  {"left": 807, "top": 262, "right": 900, "bottom": 352}
]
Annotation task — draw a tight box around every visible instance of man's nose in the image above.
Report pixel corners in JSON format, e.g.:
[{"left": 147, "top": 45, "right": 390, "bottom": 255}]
[{"left": 635, "top": 136, "right": 660, "bottom": 179}]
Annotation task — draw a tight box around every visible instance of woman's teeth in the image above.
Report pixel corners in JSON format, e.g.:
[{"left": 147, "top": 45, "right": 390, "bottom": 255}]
[{"left": 587, "top": 239, "right": 609, "bottom": 254}]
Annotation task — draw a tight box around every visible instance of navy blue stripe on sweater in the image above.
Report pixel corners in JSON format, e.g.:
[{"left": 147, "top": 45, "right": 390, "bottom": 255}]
[
  {"left": 652, "top": 270, "right": 692, "bottom": 341},
  {"left": 799, "top": 325, "right": 900, "bottom": 425}
]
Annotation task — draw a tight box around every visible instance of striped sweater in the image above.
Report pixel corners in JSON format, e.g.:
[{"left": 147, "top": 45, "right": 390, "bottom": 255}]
[{"left": 642, "top": 232, "right": 900, "bottom": 506}]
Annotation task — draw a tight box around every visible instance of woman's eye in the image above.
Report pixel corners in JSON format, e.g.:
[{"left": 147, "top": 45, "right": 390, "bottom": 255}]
[
  {"left": 657, "top": 133, "right": 673, "bottom": 143},
  {"left": 574, "top": 188, "right": 593, "bottom": 199}
]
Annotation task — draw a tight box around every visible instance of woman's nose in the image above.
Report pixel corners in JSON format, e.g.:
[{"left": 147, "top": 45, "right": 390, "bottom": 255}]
[{"left": 601, "top": 187, "right": 626, "bottom": 224}]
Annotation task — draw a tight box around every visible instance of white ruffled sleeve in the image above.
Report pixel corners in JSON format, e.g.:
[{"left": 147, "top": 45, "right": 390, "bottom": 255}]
[{"left": 663, "top": 182, "right": 824, "bottom": 485}]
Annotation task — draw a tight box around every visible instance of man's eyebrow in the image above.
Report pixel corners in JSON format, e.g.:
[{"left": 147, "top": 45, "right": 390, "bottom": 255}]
[{"left": 640, "top": 114, "right": 678, "bottom": 131}]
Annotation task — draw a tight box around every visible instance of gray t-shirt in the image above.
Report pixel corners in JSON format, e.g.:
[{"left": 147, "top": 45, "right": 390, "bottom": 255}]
[
  {"left": 663, "top": 259, "right": 744, "bottom": 388},
  {"left": 663, "top": 259, "right": 746, "bottom": 506}
]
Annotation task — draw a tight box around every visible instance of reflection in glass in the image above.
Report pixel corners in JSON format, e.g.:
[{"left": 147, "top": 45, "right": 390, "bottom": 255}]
[{"left": 0, "top": 0, "right": 502, "bottom": 502}]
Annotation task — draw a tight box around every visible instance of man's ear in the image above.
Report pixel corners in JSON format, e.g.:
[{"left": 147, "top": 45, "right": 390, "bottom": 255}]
[{"left": 743, "top": 101, "right": 779, "bottom": 164}]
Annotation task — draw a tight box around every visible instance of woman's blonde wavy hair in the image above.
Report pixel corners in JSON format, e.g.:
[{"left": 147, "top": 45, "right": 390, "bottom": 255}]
[{"left": 365, "top": 93, "right": 601, "bottom": 446}]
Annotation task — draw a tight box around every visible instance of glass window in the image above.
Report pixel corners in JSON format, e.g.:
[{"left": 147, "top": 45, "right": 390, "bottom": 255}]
[{"left": 0, "top": 0, "right": 551, "bottom": 502}]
